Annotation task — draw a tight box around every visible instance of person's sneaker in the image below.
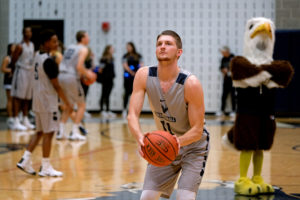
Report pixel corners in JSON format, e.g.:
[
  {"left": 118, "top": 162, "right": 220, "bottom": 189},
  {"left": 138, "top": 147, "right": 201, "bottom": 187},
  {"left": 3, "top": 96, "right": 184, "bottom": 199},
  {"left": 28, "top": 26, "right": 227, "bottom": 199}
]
[
  {"left": 79, "top": 125, "right": 88, "bottom": 135},
  {"left": 13, "top": 118, "right": 27, "bottom": 131},
  {"left": 23, "top": 117, "right": 35, "bottom": 130},
  {"left": 229, "top": 112, "right": 236, "bottom": 117},
  {"left": 56, "top": 130, "right": 67, "bottom": 140},
  {"left": 69, "top": 131, "right": 87, "bottom": 141},
  {"left": 101, "top": 111, "right": 108, "bottom": 119},
  {"left": 122, "top": 110, "right": 127, "bottom": 119},
  {"left": 17, "top": 157, "right": 36, "bottom": 175},
  {"left": 38, "top": 164, "right": 63, "bottom": 177},
  {"left": 215, "top": 111, "right": 224, "bottom": 117},
  {"left": 107, "top": 111, "right": 116, "bottom": 118},
  {"left": 7, "top": 118, "right": 15, "bottom": 130}
]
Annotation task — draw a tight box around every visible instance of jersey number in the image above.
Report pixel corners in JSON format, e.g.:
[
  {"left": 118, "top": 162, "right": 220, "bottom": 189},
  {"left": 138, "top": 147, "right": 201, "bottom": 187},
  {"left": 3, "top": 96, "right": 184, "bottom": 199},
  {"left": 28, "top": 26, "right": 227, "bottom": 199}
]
[
  {"left": 34, "top": 63, "right": 38, "bottom": 80},
  {"left": 160, "top": 121, "right": 174, "bottom": 135},
  {"left": 64, "top": 49, "right": 75, "bottom": 60}
]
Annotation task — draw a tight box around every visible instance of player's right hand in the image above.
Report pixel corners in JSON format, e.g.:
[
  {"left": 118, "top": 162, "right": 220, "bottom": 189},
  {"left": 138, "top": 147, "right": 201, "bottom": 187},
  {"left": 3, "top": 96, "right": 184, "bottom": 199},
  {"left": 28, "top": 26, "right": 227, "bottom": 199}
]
[{"left": 137, "top": 134, "right": 145, "bottom": 158}]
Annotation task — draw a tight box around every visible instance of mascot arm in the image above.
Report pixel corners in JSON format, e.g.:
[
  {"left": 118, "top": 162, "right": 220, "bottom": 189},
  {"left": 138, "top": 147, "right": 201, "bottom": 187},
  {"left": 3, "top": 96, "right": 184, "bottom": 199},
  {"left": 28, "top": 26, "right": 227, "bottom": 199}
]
[
  {"left": 231, "top": 56, "right": 272, "bottom": 88},
  {"left": 262, "top": 61, "right": 294, "bottom": 88}
]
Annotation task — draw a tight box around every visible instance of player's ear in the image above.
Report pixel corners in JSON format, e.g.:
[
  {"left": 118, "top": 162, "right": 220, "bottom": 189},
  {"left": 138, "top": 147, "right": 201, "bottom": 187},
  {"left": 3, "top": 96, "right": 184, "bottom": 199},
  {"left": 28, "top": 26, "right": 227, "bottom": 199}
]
[{"left": 177, "top": 49, "right": 183, "bottom": 59}]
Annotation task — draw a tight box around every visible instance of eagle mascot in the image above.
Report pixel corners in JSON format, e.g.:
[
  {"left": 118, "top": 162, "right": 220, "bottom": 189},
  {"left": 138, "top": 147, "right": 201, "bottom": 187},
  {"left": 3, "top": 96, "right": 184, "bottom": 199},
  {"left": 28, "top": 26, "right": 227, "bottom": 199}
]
[{"left": 222, "top": 17, "right": 294, "bottom": 196}]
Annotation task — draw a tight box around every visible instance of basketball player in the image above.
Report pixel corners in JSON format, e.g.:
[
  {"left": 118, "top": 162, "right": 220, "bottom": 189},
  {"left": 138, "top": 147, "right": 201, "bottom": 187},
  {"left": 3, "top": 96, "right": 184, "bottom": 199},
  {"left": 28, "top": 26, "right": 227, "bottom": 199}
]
[
  {"left": 10, "top": 27, "right": 35, "bottom": 130},
  {"left": 17, "top": 29, "right": 72, "bottom": 176},
  {"left": 56, "top": 30, "right": 94, "bottom": 140},
  {"left": 128, "top": 30, "right": 210, "bottom": 200}
]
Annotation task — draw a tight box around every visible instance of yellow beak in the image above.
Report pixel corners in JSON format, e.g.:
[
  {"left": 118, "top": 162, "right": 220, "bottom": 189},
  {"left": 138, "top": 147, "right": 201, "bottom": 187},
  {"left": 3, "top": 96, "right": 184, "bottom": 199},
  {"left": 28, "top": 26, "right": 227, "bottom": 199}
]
[{"left": 250, "top": 22, "right": 272, "bottom": 39}]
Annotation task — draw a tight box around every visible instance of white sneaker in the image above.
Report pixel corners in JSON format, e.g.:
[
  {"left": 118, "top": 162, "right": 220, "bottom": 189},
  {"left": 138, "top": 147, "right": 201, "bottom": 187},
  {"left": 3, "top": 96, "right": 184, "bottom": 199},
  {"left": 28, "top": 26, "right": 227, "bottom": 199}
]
[
  {"left": 69, "top": 130, "right": 86, "bottom": 141},
  {"left": 23, "top": 117, "right": 35, "bottom": 130},
  {"left": 7, "top": 118, "right": 15, "bottom": 130},
  {"left": 107, "top": 111, "right": 116, "bottom": 118},
  {"left": 229, "top": 112, "right": 236, "bottom": 117},
  {"left": 122, "top": 110, "right": 127, "bottom": 119},
  {"left": 215, "top": 111, "right": 224, "bottom": 117},
  {"left": 101, "top": 111, "right": 109, "bottom": 119},
  {"left": 17, "top": 157, "right": 36, "bottom": 175},
  {"left": 13, "top": 118, "right": 27, "bottom": 131},
  {"left": 56, "top": 130, "right": 67, "bottom": 140},
  {"left": 38, "top": 164, "right": 63, "bottom": 177}
]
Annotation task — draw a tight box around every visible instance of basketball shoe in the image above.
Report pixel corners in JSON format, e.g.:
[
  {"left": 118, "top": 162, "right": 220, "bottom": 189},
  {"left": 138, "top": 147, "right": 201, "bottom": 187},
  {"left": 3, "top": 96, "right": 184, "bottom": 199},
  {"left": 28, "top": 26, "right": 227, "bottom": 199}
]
[
  {"left": 13, "top": 117, "right": 27, "bottom": 131},
  {"left": 23, "top": 116, "right": 35, "bottom": 130},
  {"left": 17, "top": 156, "right": 36, "bottom": 175},
  {"left": 56, "top": 123, "right": 67, "bottom": 140},
  {"left": 38, "top": 163, "right": 63, "bottom": 177},
  {"left": 69, "top": 125, "right": 86, "bottom": 140}
]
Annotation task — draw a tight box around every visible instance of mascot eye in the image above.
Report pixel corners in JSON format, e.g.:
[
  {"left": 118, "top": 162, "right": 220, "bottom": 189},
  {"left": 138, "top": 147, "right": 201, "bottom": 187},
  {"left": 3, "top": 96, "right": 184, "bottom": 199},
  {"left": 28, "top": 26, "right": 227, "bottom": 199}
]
[{"left": 249, "top": 24, "right": 254, "bottom": 30}]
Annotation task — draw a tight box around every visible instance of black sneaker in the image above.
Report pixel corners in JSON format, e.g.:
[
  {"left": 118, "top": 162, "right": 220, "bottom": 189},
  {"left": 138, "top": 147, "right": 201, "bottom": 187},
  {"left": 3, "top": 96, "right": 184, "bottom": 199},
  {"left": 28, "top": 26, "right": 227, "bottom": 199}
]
[{"left": 79, "top": 126, "right": 88, "bottom": 135}]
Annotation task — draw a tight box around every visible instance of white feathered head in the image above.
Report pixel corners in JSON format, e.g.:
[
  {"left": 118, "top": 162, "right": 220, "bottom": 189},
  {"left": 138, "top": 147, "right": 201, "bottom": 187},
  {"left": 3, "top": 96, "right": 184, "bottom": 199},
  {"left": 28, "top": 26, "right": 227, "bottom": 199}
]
[{"left": 243, "top": 17, "right": 275, "bottom": 66}]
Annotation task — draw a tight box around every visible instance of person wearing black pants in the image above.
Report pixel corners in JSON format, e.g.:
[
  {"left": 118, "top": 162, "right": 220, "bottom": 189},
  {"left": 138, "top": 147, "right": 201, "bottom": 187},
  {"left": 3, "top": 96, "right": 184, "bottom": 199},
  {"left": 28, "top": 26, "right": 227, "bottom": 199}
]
[
  {"left": 98, "top": 45, "right": 115, "bottom": 118},
  {"left": 217, "top": 46, "right": 236, "bottom": 117},
  {"left": 122, "top": 42, "right": 143, "bottom": 118}
]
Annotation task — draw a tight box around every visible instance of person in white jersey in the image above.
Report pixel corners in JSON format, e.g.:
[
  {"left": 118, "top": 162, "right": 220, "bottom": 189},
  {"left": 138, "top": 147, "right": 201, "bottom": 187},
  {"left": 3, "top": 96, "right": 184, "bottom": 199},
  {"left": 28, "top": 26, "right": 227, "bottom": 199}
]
[
  {"left": 57, "top": 30, "right": 94, "bottom": 140},
  {"left": 10, "top": 27, "right": 35, "bottom": 130},
  {"left": 17, "top": 29, "right": 72, "bottom": 177},
  {"left": 127, "top": 30, "right": 210, "bottom": 200}
]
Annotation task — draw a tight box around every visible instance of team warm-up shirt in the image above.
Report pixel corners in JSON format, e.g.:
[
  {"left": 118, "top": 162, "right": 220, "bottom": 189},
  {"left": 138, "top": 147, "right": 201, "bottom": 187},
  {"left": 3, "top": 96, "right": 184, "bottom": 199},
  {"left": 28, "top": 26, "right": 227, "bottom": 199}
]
[
  {"left": 32, "top": 51, "right": 59, "bottom": 113},
  {"left": 16, "top": 41, "right": 34, "bottom": 70},
  {"left": 59, "top": 44, "right": 84, "bottom": 78},
  {"left": 146, "top": 66, "right": 192, "bottom": 136}
]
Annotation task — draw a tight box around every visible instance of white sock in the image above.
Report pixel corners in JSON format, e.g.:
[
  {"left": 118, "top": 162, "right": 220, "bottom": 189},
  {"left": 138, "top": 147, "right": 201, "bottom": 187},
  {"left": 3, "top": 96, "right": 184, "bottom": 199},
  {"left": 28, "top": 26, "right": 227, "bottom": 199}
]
[
  {"left": 42, "top": 158, "right": 50, "bottom": 166},
  {"left": 72, "top": 124, "right": 79, "bottom": 132},
  {"left": 23, "top": 150, "right": 32, "bottom": 158},
  {"left": 14, "top": 117, "right": 20, "bottom": 124}
]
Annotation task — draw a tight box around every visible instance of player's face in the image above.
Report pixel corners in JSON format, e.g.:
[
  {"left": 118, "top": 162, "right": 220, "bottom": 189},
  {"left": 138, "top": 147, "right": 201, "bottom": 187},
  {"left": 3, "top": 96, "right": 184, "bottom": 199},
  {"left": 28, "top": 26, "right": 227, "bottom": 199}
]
[
  {"left": 156, "top": 35, "right": 182, "bottom": 62},
  {"left": 24, "top": 28, "right": 32, "bottom": 40},
  {"left": 48, "top": 35, "right": 58, "bottom": 51},
  {"left": 82, "top": 33, "right": 90, "bottom": 45}
]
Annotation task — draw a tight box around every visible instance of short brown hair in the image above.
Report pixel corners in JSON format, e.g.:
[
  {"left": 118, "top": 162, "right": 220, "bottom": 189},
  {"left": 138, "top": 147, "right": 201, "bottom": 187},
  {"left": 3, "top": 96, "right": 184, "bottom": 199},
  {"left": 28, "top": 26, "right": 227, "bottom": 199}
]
[
  {"left": 157, "top": 30, "right": 182, "bottom": 49},
  {"left": 76, "top": 30, "right": 86, "bottom": 42}
]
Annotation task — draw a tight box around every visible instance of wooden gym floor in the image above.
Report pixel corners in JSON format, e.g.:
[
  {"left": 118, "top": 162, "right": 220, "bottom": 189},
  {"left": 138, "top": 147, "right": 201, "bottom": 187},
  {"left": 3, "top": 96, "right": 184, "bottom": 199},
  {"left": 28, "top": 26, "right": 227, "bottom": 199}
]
[{"left": 0, "top": 113, "right": 299, "bottom": 200}]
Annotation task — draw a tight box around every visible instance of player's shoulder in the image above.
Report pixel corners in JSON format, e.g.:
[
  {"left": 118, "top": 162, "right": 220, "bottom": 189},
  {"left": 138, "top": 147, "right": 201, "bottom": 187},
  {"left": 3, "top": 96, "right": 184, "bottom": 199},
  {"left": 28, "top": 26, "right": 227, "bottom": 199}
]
[
  {"left": 185, "top": 74, "right": 202, "bottom": 90},
  {"left": 136, "top": 66, "right": 149, "bottom": 76}
]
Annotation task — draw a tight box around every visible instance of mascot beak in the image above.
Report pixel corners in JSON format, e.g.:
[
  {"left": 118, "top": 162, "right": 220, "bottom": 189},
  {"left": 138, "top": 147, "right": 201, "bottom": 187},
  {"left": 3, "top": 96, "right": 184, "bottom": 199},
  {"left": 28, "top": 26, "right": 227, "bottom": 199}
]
[{"left": 250, "top": 22, "right": 272, "bottom": 39}]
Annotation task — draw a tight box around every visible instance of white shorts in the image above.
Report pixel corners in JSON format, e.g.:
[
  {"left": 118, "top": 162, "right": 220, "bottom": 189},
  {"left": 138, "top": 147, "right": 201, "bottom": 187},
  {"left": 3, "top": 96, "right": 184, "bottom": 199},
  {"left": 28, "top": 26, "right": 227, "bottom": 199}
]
[
  {"left": 58, "top": 73, "right": 85, "bottom": 105},
  {"left": 11, "top": 67, "right": 33, "bottom": 99},
  {"left": 35, "top": 112, "right": 60, "bottom": 133},
  {"left": 143, "top": 129, "right": 210, "bottom": 199}
]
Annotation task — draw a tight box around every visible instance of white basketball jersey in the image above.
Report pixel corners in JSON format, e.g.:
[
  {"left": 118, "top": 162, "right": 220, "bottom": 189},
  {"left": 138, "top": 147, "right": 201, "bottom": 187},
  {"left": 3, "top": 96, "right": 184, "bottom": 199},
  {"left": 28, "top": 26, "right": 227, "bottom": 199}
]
[
  {"left": 16, "top": 41, "right": 34, "bottom": 70},
  {"left": 146, "top": 66, "right": 192, "bottom": 136},
  {"left": 59, "top": 44, "right": 84, "bottom": 77},
  {"left": 32, "top": 51, "right": 58, "bottom": 113}
]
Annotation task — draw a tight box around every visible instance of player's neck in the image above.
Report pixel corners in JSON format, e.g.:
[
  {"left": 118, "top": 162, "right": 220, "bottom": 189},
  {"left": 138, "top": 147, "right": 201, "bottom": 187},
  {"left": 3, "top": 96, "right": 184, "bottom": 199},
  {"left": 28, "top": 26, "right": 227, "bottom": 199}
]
[
  {"left": 23, "top": 38, "right": 30, "bottom": 44},
  {"left": 157, "top": 62, "right": 180, "bottom": 82}
]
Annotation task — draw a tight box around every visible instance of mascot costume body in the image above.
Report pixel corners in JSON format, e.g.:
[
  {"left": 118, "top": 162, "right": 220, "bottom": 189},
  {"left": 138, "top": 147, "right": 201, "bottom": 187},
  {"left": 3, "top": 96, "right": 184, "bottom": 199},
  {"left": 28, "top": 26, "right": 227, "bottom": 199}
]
[{"left": 223, "top": 17, "right": 294, "bottom": 196}]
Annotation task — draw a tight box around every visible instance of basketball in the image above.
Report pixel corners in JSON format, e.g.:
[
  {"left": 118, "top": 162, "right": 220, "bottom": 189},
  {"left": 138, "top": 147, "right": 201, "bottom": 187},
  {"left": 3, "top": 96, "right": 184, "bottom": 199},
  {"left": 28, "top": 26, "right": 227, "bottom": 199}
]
[
  {"left": 82, "top": 70, "right": 97, "bottom": 85},
  {"left": 141, "top": 130, "right": 179, "bottom": 167}
]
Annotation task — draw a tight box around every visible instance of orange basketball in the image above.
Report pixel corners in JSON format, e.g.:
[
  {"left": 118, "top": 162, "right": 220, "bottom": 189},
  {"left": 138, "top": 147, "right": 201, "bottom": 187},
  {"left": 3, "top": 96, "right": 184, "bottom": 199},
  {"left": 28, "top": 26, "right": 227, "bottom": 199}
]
[
  {"left": 141, "top": 130, "right": 179, "bottom": 167},
  {"left": 82, "top": 70, "right": 97, "bottom": 86}
]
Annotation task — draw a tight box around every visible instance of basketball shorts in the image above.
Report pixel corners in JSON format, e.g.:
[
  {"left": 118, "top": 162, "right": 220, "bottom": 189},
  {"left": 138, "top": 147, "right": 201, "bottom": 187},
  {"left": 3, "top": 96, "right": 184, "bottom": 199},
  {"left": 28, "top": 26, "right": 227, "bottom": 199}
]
[
  {"left": 58, "top": 73, "right": 85, "bottom": 105},
  {"left": 143, "top": 128, "right": 210, "bottom": 199},
  {"left": 11, "top": 67, "right": 33, "bottom": 99},
  {"left": 35, "top": 112, "right": 59, "bottom": 133}
]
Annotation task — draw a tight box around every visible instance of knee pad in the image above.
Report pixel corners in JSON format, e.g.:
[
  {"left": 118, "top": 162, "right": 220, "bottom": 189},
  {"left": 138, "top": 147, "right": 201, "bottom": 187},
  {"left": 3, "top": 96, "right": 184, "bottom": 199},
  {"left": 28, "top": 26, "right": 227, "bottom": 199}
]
[
  {"left": 140, "top": 190, "right": 161, "bottom": 200},
  {"left": 176, "top": 189, "right": 196, "bottom": 200}
]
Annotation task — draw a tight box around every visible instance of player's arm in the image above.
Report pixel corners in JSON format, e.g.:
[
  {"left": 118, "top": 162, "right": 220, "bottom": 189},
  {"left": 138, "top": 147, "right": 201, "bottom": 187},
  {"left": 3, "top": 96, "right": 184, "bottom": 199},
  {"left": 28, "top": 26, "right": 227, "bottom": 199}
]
[
  {"left": 1, "top": 56, "right": 11, "bottom": 73},
  {"left": 43, "top": 58, "right": 72, "bottom": 112},
  {"left": 127, "top": 66, "right": 148, "bottom": 156},
  {"left": 76, "top": 47, "right": 89, "bottom": 77},
  {"left": 10, "top": 44, "right": 22, "bottom": 72},
  {"left": 178, "top": 75, "right": 205, "bottom": 146}
]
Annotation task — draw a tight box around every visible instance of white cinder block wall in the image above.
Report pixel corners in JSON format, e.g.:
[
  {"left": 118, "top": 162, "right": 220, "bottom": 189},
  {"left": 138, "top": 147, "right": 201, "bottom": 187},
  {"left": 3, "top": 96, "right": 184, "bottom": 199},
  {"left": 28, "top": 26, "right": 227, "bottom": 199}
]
[{"left": 1, "top": 0, "right": 275, "bottom": 112}]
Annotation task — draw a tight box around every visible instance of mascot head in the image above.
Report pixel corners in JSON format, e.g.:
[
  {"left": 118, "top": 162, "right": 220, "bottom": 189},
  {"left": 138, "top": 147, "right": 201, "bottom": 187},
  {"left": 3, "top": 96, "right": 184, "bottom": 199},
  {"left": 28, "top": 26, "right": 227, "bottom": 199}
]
[{"left": 243, "top": 17, "right": 275, "bottom": 65}]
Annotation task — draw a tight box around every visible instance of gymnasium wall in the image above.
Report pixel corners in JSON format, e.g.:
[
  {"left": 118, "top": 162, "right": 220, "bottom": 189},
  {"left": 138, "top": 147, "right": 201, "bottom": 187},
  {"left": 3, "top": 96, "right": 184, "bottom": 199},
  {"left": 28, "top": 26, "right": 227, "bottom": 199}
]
[{"left": 0, "top": 0, "right": 275, "bottom": 112}]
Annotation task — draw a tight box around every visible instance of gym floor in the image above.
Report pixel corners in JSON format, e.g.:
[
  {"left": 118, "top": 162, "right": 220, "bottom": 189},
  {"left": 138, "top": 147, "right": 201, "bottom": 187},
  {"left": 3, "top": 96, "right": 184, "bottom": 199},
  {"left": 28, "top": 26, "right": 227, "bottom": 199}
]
[{"left": 0, "top": 113, "right": 299, "bottom": 200}]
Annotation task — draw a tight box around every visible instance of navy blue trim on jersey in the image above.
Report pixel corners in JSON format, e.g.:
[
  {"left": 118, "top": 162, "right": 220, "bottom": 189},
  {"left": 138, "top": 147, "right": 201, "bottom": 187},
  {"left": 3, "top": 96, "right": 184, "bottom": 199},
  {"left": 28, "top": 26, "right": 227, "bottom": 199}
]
[
  {"left": 149, "top": 66, "right": 157, "bottom": 77},
  {"left": 176, "top": 73, "right": 187, "bottom": 85}
]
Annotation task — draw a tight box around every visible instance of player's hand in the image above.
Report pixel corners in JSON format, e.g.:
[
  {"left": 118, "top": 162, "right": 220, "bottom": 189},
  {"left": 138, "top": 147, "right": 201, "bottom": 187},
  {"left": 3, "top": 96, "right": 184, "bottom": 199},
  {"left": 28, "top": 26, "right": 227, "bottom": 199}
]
[
  {"left": 137, "top": 134, "right": 145, "bottom": 158},
  {"left": 172, "top": 135, "right": 180, "bottom": 155}
]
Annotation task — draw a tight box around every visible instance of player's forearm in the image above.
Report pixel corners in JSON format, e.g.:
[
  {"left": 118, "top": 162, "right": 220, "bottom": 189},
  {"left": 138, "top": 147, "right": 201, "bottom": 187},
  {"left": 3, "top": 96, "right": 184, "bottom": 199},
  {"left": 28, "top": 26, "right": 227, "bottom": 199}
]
[
  {"left": 127, "top": 113, "right": 144, "bottom": 142},
  {"left": 178, "top": 126, "right": 203, "bottom": 146}
]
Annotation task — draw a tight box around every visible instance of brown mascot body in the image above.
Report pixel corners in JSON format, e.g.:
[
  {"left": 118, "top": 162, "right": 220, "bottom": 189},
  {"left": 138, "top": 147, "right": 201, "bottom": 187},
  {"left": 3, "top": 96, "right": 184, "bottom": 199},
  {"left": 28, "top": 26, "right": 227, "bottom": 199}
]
[{"left": 222, "top": 17, "right": 294, "bottom": 196}]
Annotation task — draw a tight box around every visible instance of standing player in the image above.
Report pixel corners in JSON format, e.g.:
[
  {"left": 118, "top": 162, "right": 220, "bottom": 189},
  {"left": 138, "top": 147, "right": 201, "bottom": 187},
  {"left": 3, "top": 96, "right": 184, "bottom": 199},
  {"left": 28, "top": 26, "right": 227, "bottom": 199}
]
[
  {"left": 17, "top": 29, "right": 72, "bottom": 176},
  {"left": 56, "top": 30, "right": 94, "bottom": 140},
  {"left": 10, "top": 27, "right": 35, "bottom": 130},
  {"left": 127, "top": 30, "right": 210, "bottom": 200}
]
